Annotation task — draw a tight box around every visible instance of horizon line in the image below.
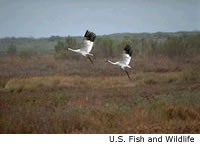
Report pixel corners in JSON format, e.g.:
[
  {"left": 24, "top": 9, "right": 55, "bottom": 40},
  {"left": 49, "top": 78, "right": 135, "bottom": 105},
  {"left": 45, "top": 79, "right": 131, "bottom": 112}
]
[{"left": 0, "top": 30, "right": 199, "bottom": 39}]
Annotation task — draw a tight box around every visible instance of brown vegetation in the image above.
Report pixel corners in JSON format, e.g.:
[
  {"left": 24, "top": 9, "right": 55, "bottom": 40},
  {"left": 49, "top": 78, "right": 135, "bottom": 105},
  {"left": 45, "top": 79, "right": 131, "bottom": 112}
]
[{"left": 0, "top": 55, "right": 200, "bottom": 133}]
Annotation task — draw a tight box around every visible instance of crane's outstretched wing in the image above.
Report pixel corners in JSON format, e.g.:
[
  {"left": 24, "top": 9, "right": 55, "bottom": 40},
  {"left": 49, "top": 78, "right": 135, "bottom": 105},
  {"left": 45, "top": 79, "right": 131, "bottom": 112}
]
[
  {"left": 118, "top": 45, "right": 132, "bottom": 65},
  {"left": 81, "top": 30, "right": 96, "bottom": 53}
]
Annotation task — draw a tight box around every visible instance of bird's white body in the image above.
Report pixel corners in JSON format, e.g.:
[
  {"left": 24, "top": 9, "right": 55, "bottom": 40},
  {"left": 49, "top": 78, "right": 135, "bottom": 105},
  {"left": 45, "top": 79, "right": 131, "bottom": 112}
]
[
  {"left": 107, "top": 45, "right": 133, "bottom": 79},
  {"left": 68, "top": 40, "right": 94, "bottom": 57},
  {"left": 67, "top": 30, "right": 96, "bottom": 64},
  {"left": 107, "top": 53, "right": 131, "bottom": 69},
  {"left": 82, "top": 40, "right": 94, "bottom": 54}
]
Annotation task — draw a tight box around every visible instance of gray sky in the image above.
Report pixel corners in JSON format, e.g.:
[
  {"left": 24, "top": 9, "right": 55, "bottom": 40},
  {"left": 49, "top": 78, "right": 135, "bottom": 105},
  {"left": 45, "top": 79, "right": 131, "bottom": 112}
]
[{"left": 0, "top": 0, "right": 199, "bottom": 38}]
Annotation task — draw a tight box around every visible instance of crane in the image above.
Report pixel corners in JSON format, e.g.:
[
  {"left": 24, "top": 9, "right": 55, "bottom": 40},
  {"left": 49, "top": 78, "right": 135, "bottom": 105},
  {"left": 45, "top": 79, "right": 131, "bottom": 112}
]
[
  {"left": 106, "top": 45, "right": 134, "bottom": 79},
  {"left": 68, "top": 30, "right": 96, "bottom": 64}
]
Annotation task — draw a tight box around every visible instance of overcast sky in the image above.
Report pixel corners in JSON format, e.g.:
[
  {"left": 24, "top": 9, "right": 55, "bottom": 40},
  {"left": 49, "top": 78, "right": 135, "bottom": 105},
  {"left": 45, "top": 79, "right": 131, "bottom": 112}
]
[{"left": 0, "top": 0, "right": 199, "bottom": 38}]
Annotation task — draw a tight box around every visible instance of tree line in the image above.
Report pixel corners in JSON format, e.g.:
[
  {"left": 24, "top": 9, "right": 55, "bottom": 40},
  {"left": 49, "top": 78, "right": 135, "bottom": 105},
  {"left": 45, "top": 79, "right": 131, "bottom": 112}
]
[
  {"left": 54, "top": 34, "right": 200, "bottom": 59},
  {"left": 1, "top": 32, "right": 200, "bottom": 58}
]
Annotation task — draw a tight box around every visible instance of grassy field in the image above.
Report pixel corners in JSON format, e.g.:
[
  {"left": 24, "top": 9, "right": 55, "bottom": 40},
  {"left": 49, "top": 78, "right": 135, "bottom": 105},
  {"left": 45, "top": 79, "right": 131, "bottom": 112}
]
[{"left": 0, "top": 56, "right": 200, "bottom": 133}]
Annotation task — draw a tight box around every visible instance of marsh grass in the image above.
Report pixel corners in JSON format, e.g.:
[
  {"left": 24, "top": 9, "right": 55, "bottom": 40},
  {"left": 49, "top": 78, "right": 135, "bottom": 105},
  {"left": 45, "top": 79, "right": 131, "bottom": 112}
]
[
  {"left": 0, "top": 80, "right": 7, "bottom": 88},
  {"left": 0, "top": 55, "right": 200, "bottom": 133},
  {"left": 180, "top": 69, "right": 200, "bottom": 82}
]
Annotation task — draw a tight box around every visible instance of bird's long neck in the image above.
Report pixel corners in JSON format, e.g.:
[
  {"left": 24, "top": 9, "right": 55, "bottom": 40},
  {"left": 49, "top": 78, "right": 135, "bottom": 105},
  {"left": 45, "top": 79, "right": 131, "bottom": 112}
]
[
  {"left": 107, "top": 60, "right": 118, "bottom": 65},
  {"left": 68, "top": 48, "right": 80, "bottom": 53}
]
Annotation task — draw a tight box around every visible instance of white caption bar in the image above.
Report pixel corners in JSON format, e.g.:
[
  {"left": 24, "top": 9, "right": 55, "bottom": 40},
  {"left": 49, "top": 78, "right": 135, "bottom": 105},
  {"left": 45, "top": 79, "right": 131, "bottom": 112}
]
[{"left": 1, "top": 134, "right": 200, "bottom": 144}]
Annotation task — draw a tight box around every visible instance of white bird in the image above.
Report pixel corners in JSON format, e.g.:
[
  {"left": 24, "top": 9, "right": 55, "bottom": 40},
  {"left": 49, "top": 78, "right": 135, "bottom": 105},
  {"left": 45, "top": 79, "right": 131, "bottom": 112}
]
[
  {"left": 106, "top": 45, "right": 134, "bottom": 79},
  {"left": 68, "top": 30, "right": 96, "bottom": 64}
]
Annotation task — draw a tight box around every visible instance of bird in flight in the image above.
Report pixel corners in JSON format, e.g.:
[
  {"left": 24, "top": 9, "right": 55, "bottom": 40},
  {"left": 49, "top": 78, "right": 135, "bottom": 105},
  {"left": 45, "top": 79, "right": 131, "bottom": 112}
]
[
  {"left": 106, "top": 45, "right": 134, "bottom": 79},
  {"left": 68, "top": 30, "right": 96, "bottom": 64}
]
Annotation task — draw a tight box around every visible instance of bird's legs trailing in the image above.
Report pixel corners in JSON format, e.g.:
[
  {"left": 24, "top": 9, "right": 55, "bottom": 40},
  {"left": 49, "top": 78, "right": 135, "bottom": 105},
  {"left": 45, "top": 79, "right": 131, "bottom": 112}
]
[
  {"left": 132, "top": 69, "right": 136, "bottom": 74},
  {"left": 87, "top": 53, "right": 93, "bottom": 56},
  {"left": 124, "top": 69, "right": 131, "bottom": 80},
  {"left": 128, "top": 65, "right": 136, "bottom": 74},
  {"left": 86, "top": 53, "right": 94, "bottom": 64},
  {"left": 88, "top": 53, "right": 96, "bottom": 60},
  {"left": 87, "top": 55, "right": 94, "bottom": 64}
]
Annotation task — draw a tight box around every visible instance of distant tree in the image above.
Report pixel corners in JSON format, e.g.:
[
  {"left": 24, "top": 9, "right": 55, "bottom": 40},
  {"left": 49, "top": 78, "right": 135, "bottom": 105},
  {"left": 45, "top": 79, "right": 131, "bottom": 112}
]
[
  {"left": 19, "top": 49, "right": 37, "bottom": 57},
  {"left": 48, "top": 36, "right": 62, "bottom": 41},
  {"left": 54, "top": 36, "right": 78, "bottom": 59},
  {"left": 19, "top": 50, "right": 30, "bottom": 57},
  {"left": 94, "top": 37, "right": 113, "bottom": 57},
  {"left": 161, "top": 37, "right": 187, "bottom": 57},
  {"left": 7, "top": 44, "right": 17, "bottom": 56},
  {"left": 65, "top": 36, "right": 77, "bottom": 48},
  {"left": 54, "top": 41, "right": 65, "bottom": 53}
]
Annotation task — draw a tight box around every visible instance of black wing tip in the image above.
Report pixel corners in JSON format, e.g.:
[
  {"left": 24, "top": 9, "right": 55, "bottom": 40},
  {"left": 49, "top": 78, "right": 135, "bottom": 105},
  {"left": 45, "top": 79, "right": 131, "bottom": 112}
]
[
  {"left": 124, "top": 45, "right": 133, "bottom": 57},
  {"left": 84, "top": 30, "right": 96, "bottom": 42},
  {"left": 90, "top": 32, "right": 96, "bottom": 42},
  {"left": 84, "top": 30, "right": 90, "bottom": 39}
]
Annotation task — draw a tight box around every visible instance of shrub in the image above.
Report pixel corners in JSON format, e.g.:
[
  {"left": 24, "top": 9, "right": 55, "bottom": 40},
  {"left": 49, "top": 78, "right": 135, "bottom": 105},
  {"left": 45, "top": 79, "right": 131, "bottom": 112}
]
[
  {"left": 0, "top": 80, "right": 7, "bottom": 88},
  {"left": 181, "top": 69, "right": 200, "bottom": 82},
  {"left": 7, "top": 45, "right": 17, "bottom": 56},
  {"left": 144, "top": 78, "right": 157, "bottom": 85}
]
